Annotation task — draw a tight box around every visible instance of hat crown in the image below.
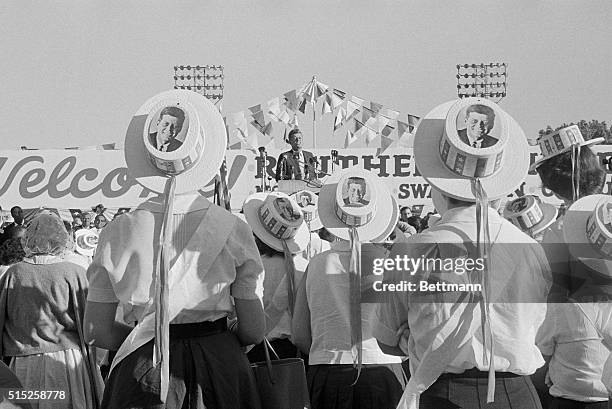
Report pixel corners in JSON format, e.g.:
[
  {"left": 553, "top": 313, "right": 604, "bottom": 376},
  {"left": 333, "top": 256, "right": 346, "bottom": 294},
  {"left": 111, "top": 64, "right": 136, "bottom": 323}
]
[
  {"left": 143, "top": 100, "right": 205, "bottom": 176},
  {"left": 293, "top": 190, "right": 318, "bottom": 222},
  {"left": 503, "top": 195, "right": 543, "bottom": 230},
  {"left": 258, "top": 193, "right": 304, "bottom": 240},
  {"left": 439, "top": 98, "right": 509, "bottom": 179},
  {"left": 334, "top": 173, "right": 377, "bottom": 227},
  {"left": 537, "top": 125, "right": 584, "bottom": 161},
  {"left": 586, "top": 197, "right": 612, "bottom": 257}
]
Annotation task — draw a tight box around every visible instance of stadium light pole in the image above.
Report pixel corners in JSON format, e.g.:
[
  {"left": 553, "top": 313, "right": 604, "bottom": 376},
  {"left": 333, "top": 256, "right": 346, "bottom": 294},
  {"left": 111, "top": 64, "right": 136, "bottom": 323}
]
[
  {"left": 456, "top": 62, "right": 507, "bottom": 103},
  {"left": 173, "top": 65, "right": 224, "bottom": 111}
]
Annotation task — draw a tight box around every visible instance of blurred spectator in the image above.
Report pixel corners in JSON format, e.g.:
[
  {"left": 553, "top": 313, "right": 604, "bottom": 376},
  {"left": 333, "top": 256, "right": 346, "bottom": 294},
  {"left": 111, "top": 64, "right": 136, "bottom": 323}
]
[
  {"left": 399, "top": 206, "right": 412, "bottom": 223},
  {"left": 0, "top": 206, "right": 24, "bottom": 246},
  {"left": 93, "top": 214, "right": 108, "bottom": 230},
  {"left": 396, "top": 221, "right": 417, "bottom": 237},
  {"left": 406, "top": 215, "right": 423, "bottom": 234}
]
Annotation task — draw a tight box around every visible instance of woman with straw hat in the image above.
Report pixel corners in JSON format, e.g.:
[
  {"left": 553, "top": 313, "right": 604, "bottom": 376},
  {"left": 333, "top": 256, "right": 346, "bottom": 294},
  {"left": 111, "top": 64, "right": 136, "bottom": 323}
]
[
  {"left": 0, "top": 212, "right": 103, "bottom": 408},
  {"left": 292, "top": 167, "right": 405, "bottom": 409},
  {"left": 373, "top": 98, "right": 552, "bottom": 409},
  {"left": 242, "top": 191, "right": 310, "bottom": 361},
  {"left": 83, "top": 90, "right": 265, "bottom": 409},
  {"left": 536, "top": 194, "right": 612, "bottom": 409}
]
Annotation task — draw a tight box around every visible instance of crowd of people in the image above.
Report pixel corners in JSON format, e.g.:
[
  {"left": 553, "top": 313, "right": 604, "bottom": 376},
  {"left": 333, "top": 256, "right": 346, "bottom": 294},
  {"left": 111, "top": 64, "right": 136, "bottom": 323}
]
[{"left": 0, "top": 91, "right": 610, "bottom": 409}]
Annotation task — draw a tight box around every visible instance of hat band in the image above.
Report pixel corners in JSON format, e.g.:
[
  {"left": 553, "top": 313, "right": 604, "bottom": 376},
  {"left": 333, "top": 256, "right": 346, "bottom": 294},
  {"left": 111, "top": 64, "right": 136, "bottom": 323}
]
[
  {"left": 302, "top": 208, "right": 318, "bottom": 222},
  {"left": 538, "top": 125, "right": 585, "bottom": 162},
  {"left": 511, "top": 203, "right": 543, "bottom": 230},
  {"left": 586, "top": 213, "right": 612, "bottom": 258},
  {"left": 440, "top": 138, "right": 504, "bottom": 178},
  {"left": 259, "top": 204, "right": 298, "bottom": 240},
  {"left": 147, "top": 129, "right": 204, "bottom": 176},
  {"left": 334, "top": 202, "right": 372, "bottom": 227}
]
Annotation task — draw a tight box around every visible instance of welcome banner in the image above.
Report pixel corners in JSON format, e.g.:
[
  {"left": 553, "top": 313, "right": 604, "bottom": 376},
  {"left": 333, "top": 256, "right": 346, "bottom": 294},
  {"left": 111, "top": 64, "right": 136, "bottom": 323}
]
[{"left": 1, "top": 147, "right": 611, "bottom": 215}]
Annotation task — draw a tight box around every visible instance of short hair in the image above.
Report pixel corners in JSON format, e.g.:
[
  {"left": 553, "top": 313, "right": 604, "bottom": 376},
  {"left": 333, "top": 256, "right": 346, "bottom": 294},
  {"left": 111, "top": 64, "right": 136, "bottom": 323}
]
[
  {"left": 159, "top": 106, "right": 186, "bottom": 135},
  {"left": 288, "top": 128, "right": 302, "bottom": 141},
  {"left": 10, "top": 206, "right": 22, "bottom": 218},
  {"left": 537, "top": 147, "right": 605, "bottom": 201},
  {"left": 347, "top": 177, "right": 367, "bottom": 196},
  {"left": 465, "top": 104, "right": 495, "bottom": 132},
  {"left": 400, "top": 206, "right": 411, "bottom": 213}
]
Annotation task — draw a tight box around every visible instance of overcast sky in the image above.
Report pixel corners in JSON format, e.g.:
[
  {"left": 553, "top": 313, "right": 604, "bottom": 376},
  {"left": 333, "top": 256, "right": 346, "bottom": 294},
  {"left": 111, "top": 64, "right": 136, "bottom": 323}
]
[{"left": 2, "top": 0, "right": 611, "bottom": 150}]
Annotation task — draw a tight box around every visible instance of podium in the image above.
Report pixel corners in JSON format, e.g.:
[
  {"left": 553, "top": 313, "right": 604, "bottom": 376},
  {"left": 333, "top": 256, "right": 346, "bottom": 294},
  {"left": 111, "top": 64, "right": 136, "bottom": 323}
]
[{"left": 277, "top": 179, "right": 323, "bottom": 195}]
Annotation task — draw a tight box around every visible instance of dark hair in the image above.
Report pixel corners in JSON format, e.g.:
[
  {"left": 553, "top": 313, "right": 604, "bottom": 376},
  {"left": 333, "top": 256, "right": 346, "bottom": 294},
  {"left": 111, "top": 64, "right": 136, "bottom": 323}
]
[
  {"left": 347, "top": 177, "right": 367, "bottom": 196},
  {"left": 253, "top": 234, "right": 283, "bottom": 258},
  {"left": 537, "top": 147, "right": 605, "bottom": 201},
  {"left": 288, "top": 128, "right": 302, "bottom": 140},
  {"left": 159, "top": 106, "right": 186, "bottom": 135},
  {"left": 400, "top": 206, "right": 411, "bottom": 213},
  {"left": 465, "top": 104, "right": 495, "bottom": 133},
  {"left": 0, "top": 238, "right": 25, "bottom": 266},
  {"left": 10, "top": 206, "right": 22, "bottom": 219}
]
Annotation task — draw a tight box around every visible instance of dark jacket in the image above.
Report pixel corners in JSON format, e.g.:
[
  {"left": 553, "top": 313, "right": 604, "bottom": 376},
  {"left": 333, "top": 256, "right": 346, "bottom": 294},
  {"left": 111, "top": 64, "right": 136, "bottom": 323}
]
[
  {"left": 457, "top": 129, "right": 498, "bottom": 148},
  {"left": 148, "top": 133, "right": 183, "bottom": 152},
  {"left": 275, "top": 150, "right": 316, "bottom": 181}
]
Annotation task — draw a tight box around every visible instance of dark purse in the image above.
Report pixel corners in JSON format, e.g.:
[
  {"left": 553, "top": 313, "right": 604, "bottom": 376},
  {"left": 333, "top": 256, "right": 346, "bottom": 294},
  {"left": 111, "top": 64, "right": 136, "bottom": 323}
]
[{"left": 250, "top": 338, "right": 310, "bottom": 409}]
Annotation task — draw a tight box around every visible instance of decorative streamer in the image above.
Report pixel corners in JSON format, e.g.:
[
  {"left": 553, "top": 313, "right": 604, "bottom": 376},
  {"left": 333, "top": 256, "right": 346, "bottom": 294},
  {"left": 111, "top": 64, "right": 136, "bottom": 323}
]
[
  {"left": 471, "top": 178, "right": 495, "bottom": 403},
  {"left": 334, "top": 107, "right": 346, "bottom": 132},
  {"left": 397, "top": 120, "right": 409, "bottom": 138},
  {"left": 348, "top": 227, "right": 363, "bottom": 384},
  {"left": 281, "top": 240, "right": 297, "bottom": 316},
  {"left": 322, "top": 94, "right": 333, "bottom": 114},
  {"left": 345, "top": 130, "right": 357, "bottom": 148},
  {"left": 331, "top": 88, "right": 346, "bottom": 108},
  {"left": 571, "top": 143, "right": 582, "bottom": 202},
  {"left": 284, "top": 90, "right": 300, "bottom": 112},
  {"left": 370, "top": 101, "right": 383, "bottom": 116},
  {"left": 154, "top": 176, "right": 176, "bottom": 403}
]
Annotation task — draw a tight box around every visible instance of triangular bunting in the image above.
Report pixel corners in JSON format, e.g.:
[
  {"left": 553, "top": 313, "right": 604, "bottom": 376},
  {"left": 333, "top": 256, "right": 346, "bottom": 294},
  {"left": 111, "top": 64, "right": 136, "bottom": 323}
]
[
  {"left": 302, "top": 80, "right": 316, "bottom": 104},
  {"left": 381, "top": 124, "right": 394, "bottom": 138},
  {"left": 407, "top": 114, "right": 420, "bottom": 132},
  {"left": 248, "top": 104, "right": 262, "bottom": 115},
  {"left": 267, "top": 97, "right": 281, "bottom": 118},
  {"left": 381, "top": 135, "right": 393, "bottom": 152},
  {"left": 370, "top": 101, "right": 383, "bottom": 116},
  {"left": 354, "top": 117, "right": 364, "bottom": 133},
  {"left": 346, "top": 99, "right": 362, "bottom": 121},
  {"left": 365, "top": 127, "right": 378, "bottom": 146},
  {"left": 397, "top": 120, "right": 409, "bottom": 137},
  {"left": 381, "top": 108, "right": 400, "bottom": 121},
  {"left": 298, "top": 98, "right": 307, "bottom": 114},
  {"left": 315, "top": 80, "right": 329, "bottom": 99},
  {"left": 345, "top": 130, "right": 358, "bottom": 148},
  {"left": 334, "top": 107, "right": 346, "bottom": 132},
  {"left": 376, "top": 116, "right": 390, "bottom": 133},
  {"left": 252, "top": 110, "right": 266, "bottom": 128},
  {"left": 289, "top": 114, "right": 299, "bottom": 128},
  {"left": 322, "top": 94, "right": 333, "bottom": 114},
  {"left": 277, "top": 110, "right": 291, "bottom": 124},
  {"left": 331, "top": 89, "right": 346, "bottom": 108},
  {"left": 284, "top": 90, "right": 299, "bottom": 112},
  {"left": 362, "top": 106, "right": 375, "bottom": 123}
]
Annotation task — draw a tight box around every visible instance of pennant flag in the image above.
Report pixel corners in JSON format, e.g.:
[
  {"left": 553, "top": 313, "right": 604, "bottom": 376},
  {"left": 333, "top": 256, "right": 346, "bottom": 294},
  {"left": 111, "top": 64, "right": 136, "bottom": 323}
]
[
  {"left": 248, "top": 104, "right": 262, "bottom": 115},
  {"left": 381, "top": 135, "right": 393, "bottom": 152},
  {"left": 381, "top": 124, "right": 394, "bottom": 138},
  {"left": 226, "top": 112, "right": 249, "bottom": 148},
  {"left": 284, "top": 90, "right": 299, "bottom": 112},
  {"left": 289, "top": 114, "right": 299, "bottom": 128},
  {"left": 331, "top": 89, "right": 346, "bottom": 108},
  {"left": 302, "top": 80, "right": 316, "bottom": 104},
  {"left": 345, "top": 130, "right": 358, "bottom": 148},
  {"left": 251, "top": 120, "right": 273, "bottom": 136},
  {"left": 346, "top": 98, "right": 362, "bottom": 121},
  {"left": 334, "top": 106, "right": 346, "bottom": 132},
  {"left": 407, "top": 114, "right": 420, "bottom": 132},
  {"left": 370, "top": 101, "right": 383, "bottom": 116},
  {"left": 361, "top": 106, "right": 375, "bottom": 123},
  {"left": 251, "top": 110, "right": 266, "bottom": 128},
  {"left": 397, "top": 120, "right": 409, "bottom": 138},
  {"left": 354, "top": 117, "right": 365, "bottom": 133},
  {"left": 298, "top": 98, "right": 307, "bottom": 114},
  {"left": 375, "top": 115, "right": 390, "bottom": 133},
  {"left": 315, "top": 80, "right": 329, "bottom": 99},
  {"left": 277, "top": 110, "right": 291, "bottom": 124},
  {"left": 322, "top": 94, "right": 333, "bottom": 114},
  {"left": 365, "top": 127, "right": 378, "bottom": 146},
  {"left": 267, "top": 97, "right": 281, "bottom": 118}
]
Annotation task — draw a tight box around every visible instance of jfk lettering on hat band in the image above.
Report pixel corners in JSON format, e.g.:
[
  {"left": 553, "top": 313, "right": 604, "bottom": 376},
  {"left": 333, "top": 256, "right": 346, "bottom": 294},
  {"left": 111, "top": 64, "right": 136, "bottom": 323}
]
[
  {"left": 142, "top": 100, "right": 205, "bottom": 176},
  {"left": 440, "top": 98, "right": 508, "bottom": 178},
  {"left": 258, "top": 197, "right": 302, "bottom": 240},
  {"left": 504, "top": 196, "right": 544, "bottom": 231},
  {"left": 585, "top": 200, "right": 612, "bottom": 257}
]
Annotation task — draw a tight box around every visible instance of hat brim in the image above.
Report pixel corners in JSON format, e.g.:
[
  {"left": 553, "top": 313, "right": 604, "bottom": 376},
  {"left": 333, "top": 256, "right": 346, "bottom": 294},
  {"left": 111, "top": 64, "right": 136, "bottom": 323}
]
[
  {"left": 529, "top": 137, "right": 605, "bottom": 171},
  {"left": 124, "top": 90, "right": 227, "bottom": 194},
  {"left": 563, "top": 194, "right": 612, "bottom": 269},
  {"left": 414, "top": 100, "right": 529, "bottom": 200},
  {"left": 243, "top": 193, "right": 310, "bottom": 254},
  {"left": 529, "top": 202, "right": 559, "bottom": 235},
  {"left": 318, "top": 167, "right": 394, "bottom": 242},
  {"left": 372, "top": 196, "right": 400, "bottom": 243}
]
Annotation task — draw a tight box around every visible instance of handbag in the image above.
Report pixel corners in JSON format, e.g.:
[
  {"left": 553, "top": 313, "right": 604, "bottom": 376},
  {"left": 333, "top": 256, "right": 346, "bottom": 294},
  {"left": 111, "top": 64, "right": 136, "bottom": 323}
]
[{"left": 250, "top": 338, "right": 311, "bottom": 409}]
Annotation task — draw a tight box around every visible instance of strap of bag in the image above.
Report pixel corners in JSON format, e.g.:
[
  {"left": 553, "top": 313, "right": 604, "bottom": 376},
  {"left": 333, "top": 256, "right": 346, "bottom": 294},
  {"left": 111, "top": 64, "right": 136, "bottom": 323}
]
[{"left": 263, "top": 337, "right": 280, "bottom": 384}]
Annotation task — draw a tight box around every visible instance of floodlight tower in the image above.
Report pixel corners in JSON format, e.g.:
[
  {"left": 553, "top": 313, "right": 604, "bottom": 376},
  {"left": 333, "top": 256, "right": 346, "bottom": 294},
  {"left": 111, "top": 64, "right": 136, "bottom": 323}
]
[
  {"left": 456, "top": 63, "right": 507, "bottom": 103},
  {"left": 173, "top": 65, "right": 224, "bottom": 110}
]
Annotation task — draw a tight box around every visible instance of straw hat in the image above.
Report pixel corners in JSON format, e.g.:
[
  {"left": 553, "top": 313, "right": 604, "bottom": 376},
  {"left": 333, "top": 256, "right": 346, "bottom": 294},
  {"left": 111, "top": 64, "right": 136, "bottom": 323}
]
[
  {"left": 291, "top": 190, "right": 323, "bottom": 231},
  {"left": 243, "top": 191, "right": 310, "bottom": 254},
  {"left": 318, "top": 167, "right": 395, "bottom": 242},
  {"left": 414, "top": 97, "right": 529, "bottom": 201},
  {"left": 75, "top": 228, "right": 99, "bottom": 257},
  {"left": 503, "top": 195, "right": 558, "bottom": 236},
  {"left": 124, "top": 90, "right": 227, "bottom": 194},
  {"left": 530, "top": 125, "right": 604, "bottom": 171},
  {"left": 563, "top": 194, "right": 612, "bottom": 273}
]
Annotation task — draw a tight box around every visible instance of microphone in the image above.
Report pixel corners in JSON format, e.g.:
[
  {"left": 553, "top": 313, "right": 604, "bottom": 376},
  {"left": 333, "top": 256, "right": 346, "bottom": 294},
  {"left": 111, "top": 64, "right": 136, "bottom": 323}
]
[{"left": 258, "top": 147, "right": 268, "bottom": 191}]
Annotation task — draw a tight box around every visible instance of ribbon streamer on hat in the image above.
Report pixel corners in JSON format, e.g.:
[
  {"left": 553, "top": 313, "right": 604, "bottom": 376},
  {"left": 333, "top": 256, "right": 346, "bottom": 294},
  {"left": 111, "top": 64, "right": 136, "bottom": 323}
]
[
  {"left": 153, "top": 176, "right": 176, "bottom": 403},
  {"left": 281, "top": 240, "right": 297, "bottom": 316},
  {"left": 571, "top": 143, "right": 581, "bottom": 202},
  {"left": 348, "top": 227, "right": 363, "bottom": 384},
  {"left": 472, "top": 178, "right": 496, "bottom": 403}
]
